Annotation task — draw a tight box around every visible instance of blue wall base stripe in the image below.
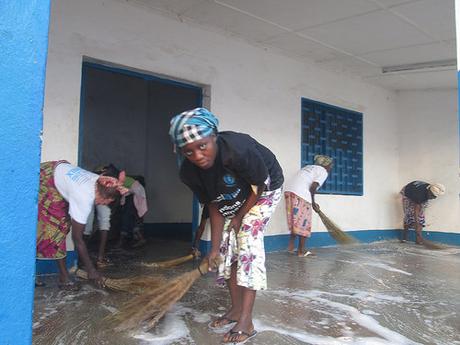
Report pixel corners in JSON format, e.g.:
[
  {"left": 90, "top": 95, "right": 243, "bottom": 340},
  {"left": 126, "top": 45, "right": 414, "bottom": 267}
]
[
  {"left": 419, "top": 230, "right": 460, "bottom": 246},
  {"left": 36, "top": 251, "right": 78, "bottom": 275},
  {"left": 36, "top": 230, "right": 460, "bottom": 274},
  {"left": 198, "top": 229, "right": 459, "bottom": 255}
]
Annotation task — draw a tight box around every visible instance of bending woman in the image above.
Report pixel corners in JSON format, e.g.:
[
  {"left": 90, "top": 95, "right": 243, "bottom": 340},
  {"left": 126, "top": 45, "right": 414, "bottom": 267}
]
[
  {"left": 400, "top": 181, "right": 445, "bottom": 244},
  {"left": 36, "top": 161, "right": 128, "bottom": 289},
  {"left": 284, "top": 155, "right": 333, "bottom": 257},
  {"left": 169, "top": 108, "right": 283, "bottom": 344}
]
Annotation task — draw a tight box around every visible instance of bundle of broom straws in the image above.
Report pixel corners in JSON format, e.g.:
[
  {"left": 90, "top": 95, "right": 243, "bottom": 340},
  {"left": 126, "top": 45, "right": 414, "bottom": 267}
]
[
  {"left": 107, "top": 258, "right": 216, "bottom": 331},
  {"left": 315, "top": 209, "right": 358, "bottom": 244}
]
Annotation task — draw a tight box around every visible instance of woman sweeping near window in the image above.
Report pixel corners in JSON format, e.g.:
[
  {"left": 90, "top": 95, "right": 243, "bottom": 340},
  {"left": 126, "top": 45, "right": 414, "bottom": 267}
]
[
  {"left": 284, "top": 155, "right": 333, "bottom": 257},
  {"left": 36, "top": 161, "right": 128, "bottom": 290},
  {"left": 169, "top": 108, "right": 283, "bottom": 344}
]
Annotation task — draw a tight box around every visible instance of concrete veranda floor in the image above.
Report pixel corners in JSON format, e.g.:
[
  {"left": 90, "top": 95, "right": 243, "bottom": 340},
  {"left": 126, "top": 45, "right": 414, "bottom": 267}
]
[{"left": 33, "top": 240, "right": 460, "bottom": 345}]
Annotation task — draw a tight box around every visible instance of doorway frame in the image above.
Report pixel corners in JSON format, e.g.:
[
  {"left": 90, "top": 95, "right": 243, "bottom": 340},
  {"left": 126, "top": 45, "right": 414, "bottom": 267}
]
[{"left": 78, "top": 59, "right": 203, "bottom": 240}]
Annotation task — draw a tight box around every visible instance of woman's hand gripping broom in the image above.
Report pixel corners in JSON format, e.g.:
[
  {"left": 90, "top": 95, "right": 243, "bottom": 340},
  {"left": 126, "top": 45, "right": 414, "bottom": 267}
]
[{"left": 70, "top": 267, "right": 165, "bottom": 294}]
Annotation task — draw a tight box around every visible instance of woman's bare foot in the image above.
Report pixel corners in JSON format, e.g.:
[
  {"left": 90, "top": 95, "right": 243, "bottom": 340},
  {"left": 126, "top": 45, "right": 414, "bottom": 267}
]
[
  {"left": 209, "top": 316, "right": 238, "bottom": 329},
  {"left": 209, "top": 309, "right": 240, "bottom": 329}
]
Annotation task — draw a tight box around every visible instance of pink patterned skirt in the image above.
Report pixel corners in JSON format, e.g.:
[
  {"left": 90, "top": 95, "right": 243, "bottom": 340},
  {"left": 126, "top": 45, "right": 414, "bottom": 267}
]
[
  {"left": 284, "top": 191, "right": 312, "bottom": 237},
  {"left": 36, "top": 161, "right": 71, "bottom": 260}
]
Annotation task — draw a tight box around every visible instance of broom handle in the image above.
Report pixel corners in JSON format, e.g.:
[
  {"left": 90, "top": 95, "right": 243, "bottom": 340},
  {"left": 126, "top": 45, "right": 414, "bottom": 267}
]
[{"left": 144, "top": 254, "right": 195, "bottom": 268}]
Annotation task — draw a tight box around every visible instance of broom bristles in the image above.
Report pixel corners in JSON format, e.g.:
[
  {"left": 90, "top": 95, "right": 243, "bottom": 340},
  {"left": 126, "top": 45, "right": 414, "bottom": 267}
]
[
  {"left": 71, "top": 268, "right": 165, "bottom": 294},
  {"left": 108, "top": 260, "right": 209, "bottom": 332},
  {"left": 142, "top": 254, "right": 195, "bottom": 269},
  {"left": 422, "top": 239, "right": 447, "bottom": 250},
  {"left": 316, "top": 209, "right": 358, "bottom": 245}
]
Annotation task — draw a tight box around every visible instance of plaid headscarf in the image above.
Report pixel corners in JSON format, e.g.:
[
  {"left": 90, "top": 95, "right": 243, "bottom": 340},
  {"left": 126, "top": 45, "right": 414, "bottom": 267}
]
[{"left": 169, "top": 108, "right": 219, "bottom": 149}]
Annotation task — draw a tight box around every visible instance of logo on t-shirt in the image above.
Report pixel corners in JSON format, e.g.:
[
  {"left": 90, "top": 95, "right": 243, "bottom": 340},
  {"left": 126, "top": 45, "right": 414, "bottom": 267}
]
[
  {"left": 223, "top": 174, "right": 236, "bottom": 187},
  {"left": 66, "top": 167, "right": 92, "bottom": 185}
]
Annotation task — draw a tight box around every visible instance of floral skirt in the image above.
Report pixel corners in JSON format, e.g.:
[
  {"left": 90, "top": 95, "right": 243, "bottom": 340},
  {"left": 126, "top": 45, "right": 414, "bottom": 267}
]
[
  {"left": 36, "top": 161, "right": 71, "bottom": 260},
  {"left": 284, "top": 191, "right": 312, "bottom": 237},
  {"left": 401, "top": 195, "right": 426, "bottom": 228},
  {"left": 217, "top": 188, "right": 282, "bottom": 291}
]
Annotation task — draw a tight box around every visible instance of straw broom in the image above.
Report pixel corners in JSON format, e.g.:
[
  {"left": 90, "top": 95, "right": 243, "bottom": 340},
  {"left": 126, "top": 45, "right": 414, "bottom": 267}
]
[
  {"left": 108, "top": 259, "right": 213, "bottom": 332},
  {"left": 422, "top": 239, "right": 447, "bottom": 250},
  {"left": 315, "top": 209, "right": 358, "bottom": 244},
  {"left": 141, "top": 252, "right": 198, "bottom": 269},
  {"left": 70, "top": 267, "right": 165, "bottom": 294}
]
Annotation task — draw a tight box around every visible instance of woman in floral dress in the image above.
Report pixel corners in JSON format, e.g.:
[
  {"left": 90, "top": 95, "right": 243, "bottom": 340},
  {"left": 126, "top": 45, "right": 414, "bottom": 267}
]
[{"left": 169, "top": 108, "right": 283, "bottom": 344}]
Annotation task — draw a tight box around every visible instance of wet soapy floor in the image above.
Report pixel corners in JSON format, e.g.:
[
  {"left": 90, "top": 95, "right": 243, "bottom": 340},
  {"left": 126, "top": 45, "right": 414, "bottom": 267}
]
[{"left": 33, "top": 240, "right": 460, "bottom": 345}]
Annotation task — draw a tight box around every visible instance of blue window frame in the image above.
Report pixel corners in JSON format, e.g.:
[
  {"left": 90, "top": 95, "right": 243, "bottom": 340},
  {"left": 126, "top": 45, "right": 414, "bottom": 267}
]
[{"left": 301, "top": 98, "right": 363, "bottom": 195}]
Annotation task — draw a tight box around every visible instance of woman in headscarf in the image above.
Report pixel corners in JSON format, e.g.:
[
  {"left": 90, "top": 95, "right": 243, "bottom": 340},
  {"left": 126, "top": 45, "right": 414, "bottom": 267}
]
[
  {"left": 36, "top": 161, "right": 128, "bottom": 290},
  {"left": 169, "top": 108, "right": 283, "bottom": 344},
  {"left": 400, "top": 181, "right": 445, "bottom": 244},
  {"left": 284, "top": 155, "right": 333, "bottom": 257}
]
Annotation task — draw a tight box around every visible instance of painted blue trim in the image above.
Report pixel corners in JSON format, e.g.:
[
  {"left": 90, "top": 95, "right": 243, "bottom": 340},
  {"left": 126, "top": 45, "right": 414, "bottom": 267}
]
[
  {"left": 301, "top": 99, "right": 363, "bottom": 116},
  {"left": 415, "top": 230, "right": 460, "bottom": 246},
  {"left": 191, "top": 195, "right": 200, "bottom": 241},
  {"left": 35, "top": 251, "right": 78, "bottom": 275},
  {"left": 78, "top": 61, "right": 203, "bottom": 244},
  {"left": 82, "top": 61, "right": 203, "bottom": 91},
  {"left": 0, "top": 1, "right": 51, "bottom": 343},
  {"left": 78, "top": 62, "right": 203, "bottom": 165},
  {"left": 197, "top": 229, "right": 459, "bottom": 255},
  {"left": 300, "top": 97, "right": 364, "bottom": 196},
  {"left": 191, "top": 93, "right": 203, "bottom": 244},
  {"left": 77, "top": 62, "right": 87, "bottom": 165}
]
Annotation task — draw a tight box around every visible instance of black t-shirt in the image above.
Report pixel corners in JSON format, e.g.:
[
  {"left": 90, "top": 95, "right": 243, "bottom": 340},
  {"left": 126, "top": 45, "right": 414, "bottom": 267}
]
[
  {"left": 180, "top": 131, "right": 284, "bottom": 217},
  {"left": 403, "top": 181, "right": 430, "bottom": 204}
]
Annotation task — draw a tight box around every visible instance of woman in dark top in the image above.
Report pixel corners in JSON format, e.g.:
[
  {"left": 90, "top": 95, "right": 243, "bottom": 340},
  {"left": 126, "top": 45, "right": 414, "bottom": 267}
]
[
  {"left": 400, "top": 181, "right": 445, "bottom": 244},
  {"left": 169, "top": 108, "right": 283, "bottom": 344}
]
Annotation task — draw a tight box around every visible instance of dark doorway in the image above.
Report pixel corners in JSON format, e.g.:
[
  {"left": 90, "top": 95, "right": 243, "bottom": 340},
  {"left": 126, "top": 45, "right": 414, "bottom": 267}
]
[{"left": 79, "top": 61, "right": 202, "bottom": 241}]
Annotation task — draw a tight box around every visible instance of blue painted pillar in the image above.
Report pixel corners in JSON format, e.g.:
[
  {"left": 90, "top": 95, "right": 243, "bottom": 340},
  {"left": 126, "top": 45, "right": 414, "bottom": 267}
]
[{"left": 0, "top": 1, "right": 51, "bottom": 344}]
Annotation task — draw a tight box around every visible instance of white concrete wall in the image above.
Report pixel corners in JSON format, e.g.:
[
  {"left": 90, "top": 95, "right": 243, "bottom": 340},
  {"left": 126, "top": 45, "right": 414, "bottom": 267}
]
[
  {"left": 43, "top": 0, "right": 403, "bottom": 237},
  {"left": 397, "top": 89, "right": 460, "bottom": 233}
]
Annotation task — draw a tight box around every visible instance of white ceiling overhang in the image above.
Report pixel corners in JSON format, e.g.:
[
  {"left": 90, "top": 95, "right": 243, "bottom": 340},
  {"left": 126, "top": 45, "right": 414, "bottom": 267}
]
[{"left": 121, "top": 0, "right": 457, "bottom": 90}]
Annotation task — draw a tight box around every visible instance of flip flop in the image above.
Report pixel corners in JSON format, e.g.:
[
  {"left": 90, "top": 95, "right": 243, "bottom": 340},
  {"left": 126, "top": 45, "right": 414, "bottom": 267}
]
[
  {"left": 208, "top": 316, "right": 238, "bottom": 330},
  {"left": 299, "top": 251, "right": 316, "bottom": 257},
  {"left": 223, "top": 329, "right": 257, "bottom": 344}
]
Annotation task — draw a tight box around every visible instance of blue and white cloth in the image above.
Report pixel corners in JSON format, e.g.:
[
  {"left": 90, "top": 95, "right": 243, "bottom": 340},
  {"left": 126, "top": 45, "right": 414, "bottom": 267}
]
[{"left": 169, "top": 107, "right": 219, "bottom": 149}]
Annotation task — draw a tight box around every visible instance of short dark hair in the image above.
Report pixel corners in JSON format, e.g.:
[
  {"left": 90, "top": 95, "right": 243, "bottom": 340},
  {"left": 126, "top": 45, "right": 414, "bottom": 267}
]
[{"left": 95, "top": 163, "right": 120, "bottom": 178}]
